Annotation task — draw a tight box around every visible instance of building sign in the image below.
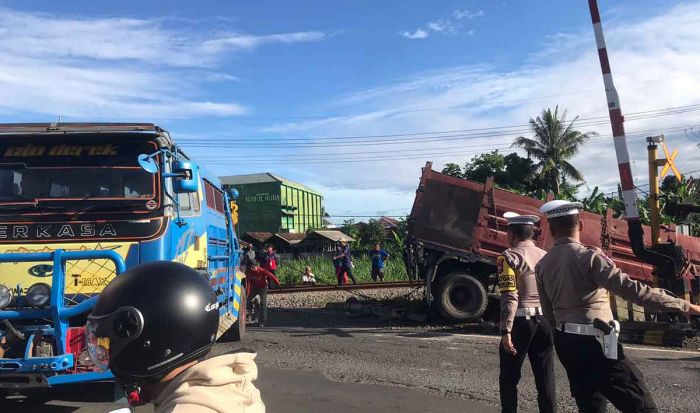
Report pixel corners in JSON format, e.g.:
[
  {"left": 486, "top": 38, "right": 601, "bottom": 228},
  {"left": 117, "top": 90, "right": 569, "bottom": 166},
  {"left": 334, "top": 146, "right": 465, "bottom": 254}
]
[{"left": 244, "top": 193, "right": 280, "bottom": 203}]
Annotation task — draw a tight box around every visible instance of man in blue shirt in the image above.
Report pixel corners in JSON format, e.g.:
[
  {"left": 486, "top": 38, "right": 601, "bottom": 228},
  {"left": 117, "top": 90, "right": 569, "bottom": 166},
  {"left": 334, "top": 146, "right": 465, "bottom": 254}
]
[{"left": 368, "top": 243, "right": 389, "bottom": 282}]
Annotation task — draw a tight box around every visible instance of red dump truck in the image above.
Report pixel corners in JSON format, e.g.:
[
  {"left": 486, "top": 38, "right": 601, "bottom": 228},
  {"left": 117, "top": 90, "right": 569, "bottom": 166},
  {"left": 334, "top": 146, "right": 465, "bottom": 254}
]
[{"left": 404, "top": 162, "right": 700, "bottom": 327}]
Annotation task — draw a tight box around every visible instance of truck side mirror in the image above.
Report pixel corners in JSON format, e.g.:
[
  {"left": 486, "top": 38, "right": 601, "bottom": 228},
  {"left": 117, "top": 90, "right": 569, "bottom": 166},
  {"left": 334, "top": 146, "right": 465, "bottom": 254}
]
[
  {"left": 172, "top": 160, "right": 199, "bottom": 193},
  {"left": 137, "top": 154, "right": 159, "bottom": 174}
]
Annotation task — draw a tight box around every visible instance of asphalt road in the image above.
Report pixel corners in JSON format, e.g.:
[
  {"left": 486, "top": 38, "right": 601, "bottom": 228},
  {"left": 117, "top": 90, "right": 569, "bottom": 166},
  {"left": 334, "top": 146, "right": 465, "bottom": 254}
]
[{"left": 2, "top": 308, "right": 698, "bottom": 412}]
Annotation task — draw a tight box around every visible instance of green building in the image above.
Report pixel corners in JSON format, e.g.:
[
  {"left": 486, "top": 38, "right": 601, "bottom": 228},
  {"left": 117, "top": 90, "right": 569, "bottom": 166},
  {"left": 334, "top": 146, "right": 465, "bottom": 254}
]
[{"left": 220, "top": 173, "right": 324, "bottom": 234}]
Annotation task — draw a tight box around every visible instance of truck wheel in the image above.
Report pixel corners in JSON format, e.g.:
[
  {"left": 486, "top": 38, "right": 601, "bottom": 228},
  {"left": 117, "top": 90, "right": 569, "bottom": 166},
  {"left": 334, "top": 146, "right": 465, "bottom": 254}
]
[
  {"left": 435, "top": 272, "right": 488, "bottom": 322},
  {"left": 221, "top": 285, "right": 246, "bottom": 342}
]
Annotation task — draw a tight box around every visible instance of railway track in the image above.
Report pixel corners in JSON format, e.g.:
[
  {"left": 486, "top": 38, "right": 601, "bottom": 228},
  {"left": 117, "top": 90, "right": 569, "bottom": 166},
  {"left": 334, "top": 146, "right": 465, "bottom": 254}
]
[{"left": 268, "top": 280, "right": 419, "bottom": 294}]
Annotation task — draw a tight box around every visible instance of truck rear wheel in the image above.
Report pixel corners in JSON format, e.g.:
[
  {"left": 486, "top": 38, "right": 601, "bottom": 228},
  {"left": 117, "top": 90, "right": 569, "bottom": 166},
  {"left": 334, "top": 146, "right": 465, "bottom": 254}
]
[
  {"left": 435, "top": 272, "right": 488, "bottom": 322},
  {"left": 221, "top": 285, "right": 246, "bottom": 342}
]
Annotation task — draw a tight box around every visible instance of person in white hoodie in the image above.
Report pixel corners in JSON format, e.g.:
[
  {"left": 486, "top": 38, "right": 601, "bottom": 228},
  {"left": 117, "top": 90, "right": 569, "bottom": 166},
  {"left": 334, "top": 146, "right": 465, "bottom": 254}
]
[{"left": 87, "top": 261, "right": 265, "bottom": 413}]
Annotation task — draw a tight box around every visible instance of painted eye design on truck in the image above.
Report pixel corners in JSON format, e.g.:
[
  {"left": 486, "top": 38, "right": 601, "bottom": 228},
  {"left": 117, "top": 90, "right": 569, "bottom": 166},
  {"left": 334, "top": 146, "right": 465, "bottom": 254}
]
[{"left": 28, "top": 264, "right": 53, "bottom": 277}]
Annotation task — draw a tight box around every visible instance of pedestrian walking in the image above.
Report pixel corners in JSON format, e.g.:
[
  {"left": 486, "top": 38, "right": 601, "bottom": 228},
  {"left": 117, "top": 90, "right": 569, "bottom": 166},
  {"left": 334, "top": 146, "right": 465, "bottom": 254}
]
[
  {"left": 497, "top": 212, "right": 555, "bottom": 413},
  {"left": 536, "top": 200, "right": 700, "bottom": 413},
  {"left": 87, "top": 261, "right": 265, "bottom": 412},
  {"left": 368, "top": 243, "right": 389, "bottom": 282},
  {"left": 245, "top": 260, "right": 281, "bottom": 327},
  {"left": 337, "top": 240, "right": 357, "bottom": 285}
]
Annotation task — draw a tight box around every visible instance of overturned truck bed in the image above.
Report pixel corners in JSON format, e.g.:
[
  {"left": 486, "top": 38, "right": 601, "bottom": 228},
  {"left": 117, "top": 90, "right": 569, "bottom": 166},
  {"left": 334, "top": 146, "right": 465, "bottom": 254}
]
[{"left": 404, "top": 162, "right": 700, "bottom": 345}]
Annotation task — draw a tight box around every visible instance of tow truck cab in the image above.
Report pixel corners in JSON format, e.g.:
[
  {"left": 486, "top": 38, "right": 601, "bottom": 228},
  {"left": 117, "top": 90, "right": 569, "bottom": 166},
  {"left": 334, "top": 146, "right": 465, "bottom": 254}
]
[{"left": 0, "top": 123, "right": 244, "bottom": 389}]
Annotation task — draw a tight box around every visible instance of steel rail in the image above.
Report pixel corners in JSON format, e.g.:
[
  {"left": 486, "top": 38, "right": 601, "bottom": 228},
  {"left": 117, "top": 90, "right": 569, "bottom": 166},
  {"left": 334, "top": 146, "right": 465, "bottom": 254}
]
[{"left": 268, "top": 280, "right": 420, "bottom": 294}]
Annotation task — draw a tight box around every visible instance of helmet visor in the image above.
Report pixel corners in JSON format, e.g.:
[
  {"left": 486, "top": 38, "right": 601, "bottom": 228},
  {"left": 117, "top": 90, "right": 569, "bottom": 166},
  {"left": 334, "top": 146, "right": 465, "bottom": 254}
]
[{"left": 86, "top": 306, "right": 144, "bottom": 372}]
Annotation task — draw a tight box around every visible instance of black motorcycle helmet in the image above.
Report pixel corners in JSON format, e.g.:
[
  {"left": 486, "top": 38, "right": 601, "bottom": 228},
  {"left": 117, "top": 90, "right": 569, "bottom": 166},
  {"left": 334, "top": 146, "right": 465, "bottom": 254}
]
[{"left": 86, "top": 261, "right": 219, "bottom": 387}]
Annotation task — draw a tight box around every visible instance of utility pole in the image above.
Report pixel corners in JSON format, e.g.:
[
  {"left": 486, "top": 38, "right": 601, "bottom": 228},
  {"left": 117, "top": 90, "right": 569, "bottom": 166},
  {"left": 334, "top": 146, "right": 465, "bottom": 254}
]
[{"left": 646, "top": 135, "right": 664, "bottom": 248}]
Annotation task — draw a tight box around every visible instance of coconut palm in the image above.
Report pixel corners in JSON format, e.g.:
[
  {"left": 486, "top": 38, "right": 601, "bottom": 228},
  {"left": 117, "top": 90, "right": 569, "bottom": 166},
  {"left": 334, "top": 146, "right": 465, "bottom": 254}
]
[{"left": 512, "top": 107, "right": 596, "bottom": 195}]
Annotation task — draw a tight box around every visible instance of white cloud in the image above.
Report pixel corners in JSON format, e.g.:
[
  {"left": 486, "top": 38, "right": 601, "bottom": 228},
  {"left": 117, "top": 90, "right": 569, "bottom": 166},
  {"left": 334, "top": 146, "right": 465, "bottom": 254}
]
[
  {"left": 401, "top": 10, "right": 479, "bottom": 40},
  {"left": 400, "top": 29, "right": 429, "bottom": 40},
  {"left": 201, "top": 31, "right": 326, "bottom": 53},
  {"left": 427, "top": 20, "right": 458, "bottom": 35},
  {"left": 454, "top": 9, "right": 485, "bottom": 20},
  {"left": 0, "top": 8, "right": 325, "bottom": 119},
  {"left": 263, "top": 3, "right": 700, "bottom": 214}
]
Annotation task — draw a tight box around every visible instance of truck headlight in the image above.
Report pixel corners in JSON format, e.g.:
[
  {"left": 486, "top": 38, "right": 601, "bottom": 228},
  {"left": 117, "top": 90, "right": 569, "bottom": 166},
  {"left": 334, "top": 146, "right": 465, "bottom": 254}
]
[
  {"left": 0, "top": 284, "right": 12, "bottom": 309},
  {"left": 26, "top": 283, "right": 51, "bottom": 307}
]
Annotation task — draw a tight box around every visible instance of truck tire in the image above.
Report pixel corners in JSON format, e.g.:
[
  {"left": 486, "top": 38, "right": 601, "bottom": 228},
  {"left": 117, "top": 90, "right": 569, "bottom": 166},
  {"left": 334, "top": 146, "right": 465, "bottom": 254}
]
[
  {"left": 434, "top": 272, "right": 488, "bottom": 322},
  {"left": 221, "top": 285, "right": 246, "bottom": 342}
]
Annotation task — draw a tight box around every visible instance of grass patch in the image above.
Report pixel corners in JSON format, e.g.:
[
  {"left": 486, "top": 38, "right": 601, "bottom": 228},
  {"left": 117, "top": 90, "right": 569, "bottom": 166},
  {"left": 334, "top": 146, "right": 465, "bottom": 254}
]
[{"left": 276, "top": 255, "right": 407, "bottom": 286}]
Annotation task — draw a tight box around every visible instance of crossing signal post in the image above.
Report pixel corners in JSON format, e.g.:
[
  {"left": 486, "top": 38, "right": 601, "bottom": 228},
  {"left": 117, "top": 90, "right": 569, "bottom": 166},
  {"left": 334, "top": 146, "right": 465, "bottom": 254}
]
[
  {"left": 646, "top": 135, "right": 689, "bottom": 300},
  {"left": 646, "top": 135, "right": 681, "bottom": 247}
]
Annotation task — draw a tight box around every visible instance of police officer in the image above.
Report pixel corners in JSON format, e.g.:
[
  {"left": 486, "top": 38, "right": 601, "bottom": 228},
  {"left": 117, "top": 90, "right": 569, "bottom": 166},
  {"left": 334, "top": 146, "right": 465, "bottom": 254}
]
[
  {"left": 87, "top": 261, "right": 265, "bottom": 413},
  {"left": 498, "top": 212, "right": 556, "bottom": 413},
  {"left": 536, "top": 200, "right": 700, "bottom": 413}
]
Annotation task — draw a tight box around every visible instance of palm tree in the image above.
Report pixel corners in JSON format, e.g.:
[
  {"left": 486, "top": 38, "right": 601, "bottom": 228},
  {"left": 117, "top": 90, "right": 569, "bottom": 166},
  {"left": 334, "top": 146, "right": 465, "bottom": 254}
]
[{"left": 512, "top": 107, "right": 596, "bottom": 195}]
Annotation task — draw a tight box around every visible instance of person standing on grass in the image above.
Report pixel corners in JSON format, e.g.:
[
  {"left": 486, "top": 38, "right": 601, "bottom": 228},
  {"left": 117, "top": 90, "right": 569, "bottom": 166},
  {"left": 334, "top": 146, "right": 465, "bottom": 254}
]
[
  {"left": 260, "top": 245, "right": 279, "bottom": 276},
  {"left": 368, "top": 243, "right": 389, "bottom": 282},
  {"left": 338, "top": 240, "right": 357, "bottom": 285},
  {"left": 333, "top": 241, "right": 349, "bottom": 285}
]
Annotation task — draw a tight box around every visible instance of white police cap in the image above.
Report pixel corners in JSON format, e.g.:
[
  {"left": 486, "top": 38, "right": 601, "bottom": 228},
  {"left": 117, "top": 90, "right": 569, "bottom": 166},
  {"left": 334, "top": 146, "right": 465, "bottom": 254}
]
[
  {"left": 503, "top": 211, "right": 540, "bottom": 226},
  {"left": 539, "top": 200, "right": 584, "bottom": 218}
]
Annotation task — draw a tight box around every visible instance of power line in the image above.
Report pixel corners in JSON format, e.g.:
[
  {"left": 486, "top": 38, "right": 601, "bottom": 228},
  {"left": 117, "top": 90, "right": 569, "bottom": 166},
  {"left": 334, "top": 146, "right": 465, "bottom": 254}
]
[
  {"left": 602, "top": 168, "right": 700, "bottom": 197},
  {"left": 178, "top": 103, "right": 700, "bottom": 148},
  {"left": 181, "top": 113, "right": 700, "bottom": 151},
  {"left": 194, "top": 126, "right": 697, "bottom": 165}
]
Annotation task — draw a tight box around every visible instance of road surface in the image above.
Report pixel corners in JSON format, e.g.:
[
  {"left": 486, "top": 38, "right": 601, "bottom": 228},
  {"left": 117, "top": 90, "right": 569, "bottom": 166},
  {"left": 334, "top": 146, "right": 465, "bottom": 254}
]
[{"left": 2, "top": 308, "right": 697, "bottom": 412}]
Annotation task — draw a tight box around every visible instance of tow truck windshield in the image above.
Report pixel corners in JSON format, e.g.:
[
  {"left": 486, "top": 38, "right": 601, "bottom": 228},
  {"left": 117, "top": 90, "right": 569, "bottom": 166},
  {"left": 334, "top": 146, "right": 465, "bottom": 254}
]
[
  {"left": 0, "top": 166, "right": 153, "bottom": 201},
  {"left": 0, "top": 135, "right": 160, "bottom": 213}
]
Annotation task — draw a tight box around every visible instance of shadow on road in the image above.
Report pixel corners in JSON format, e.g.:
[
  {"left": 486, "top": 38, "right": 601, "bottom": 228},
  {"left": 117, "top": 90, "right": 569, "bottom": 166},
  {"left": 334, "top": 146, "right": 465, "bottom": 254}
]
[
  {"left": 239, "top": 307, "right": 493, "bottom": 341},
  {"left": 648, "top": 356, "right": 700, "bottom": 362},
  {"left": 0, "top": 382, "right": 118, "bottom": 413}
]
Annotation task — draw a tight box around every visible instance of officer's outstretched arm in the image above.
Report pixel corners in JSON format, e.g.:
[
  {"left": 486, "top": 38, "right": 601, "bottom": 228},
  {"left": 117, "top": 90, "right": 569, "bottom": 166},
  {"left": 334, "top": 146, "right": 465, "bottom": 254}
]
[{"left": 588, "top": 250, "right": 690, "bottom": 313}]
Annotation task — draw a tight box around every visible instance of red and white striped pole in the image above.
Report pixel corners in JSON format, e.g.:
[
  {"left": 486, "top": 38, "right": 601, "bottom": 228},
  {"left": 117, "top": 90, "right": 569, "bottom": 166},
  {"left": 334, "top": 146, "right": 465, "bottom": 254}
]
[{"left": 588, "top": 0, "right": 639, "bottom": 221}]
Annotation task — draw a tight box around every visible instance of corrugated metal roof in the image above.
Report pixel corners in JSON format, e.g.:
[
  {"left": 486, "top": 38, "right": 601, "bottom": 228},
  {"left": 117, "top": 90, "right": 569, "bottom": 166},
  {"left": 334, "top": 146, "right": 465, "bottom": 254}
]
[
  {"left": 242, "top": 231, "right": 273, "bottom": 243},
  {"left": 219, "top": 173, "right": 277, "bottom": 185},
  {"left": 273, "top": 232, "right": 307, "bottom": 244},
  {"left": 219, "top": 173, "right": 322, "bottom": 196},
  {"left": 309, "top": 230, "right": 355, "bottom": 242}
]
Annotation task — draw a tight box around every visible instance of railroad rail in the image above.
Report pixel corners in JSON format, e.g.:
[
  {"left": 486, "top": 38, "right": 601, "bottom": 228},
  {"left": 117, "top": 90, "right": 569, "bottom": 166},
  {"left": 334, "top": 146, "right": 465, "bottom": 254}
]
[{"left": 268, "top": 280, "right": 419, "bottom": 294}]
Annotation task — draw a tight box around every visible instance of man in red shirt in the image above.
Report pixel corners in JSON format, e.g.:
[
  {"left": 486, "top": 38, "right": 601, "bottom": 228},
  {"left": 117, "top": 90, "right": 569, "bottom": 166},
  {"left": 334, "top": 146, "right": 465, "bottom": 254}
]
[{"left": 244, "top": 261, "right": 280, "bottom": 327}]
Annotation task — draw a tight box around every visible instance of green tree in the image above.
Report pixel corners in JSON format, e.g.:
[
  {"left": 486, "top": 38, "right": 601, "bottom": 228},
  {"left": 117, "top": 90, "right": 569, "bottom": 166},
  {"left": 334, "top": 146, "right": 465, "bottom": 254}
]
[
  {"left": 441, "top": 163, "right": 463, "bottom": 178},
  {"left": 581, "top": 186, "right": 607, "bottom": 215},
  {"left": 358, "top": 219, "right": 386, "bottom": 247},
  {"left": 442, "top": 151, "right": 540, "bottom": 196},
  {"left": 512, "top": 107, "right": 596, "bottom": 195},
  {"left": 501, "top": 153, "right": 537, "bottom": 193},
  {"left": 462, "top": 150, "right": 507, "bottom": 183},
  {"left": 341, "top": 219, "right": 360, "bottom": 243}
]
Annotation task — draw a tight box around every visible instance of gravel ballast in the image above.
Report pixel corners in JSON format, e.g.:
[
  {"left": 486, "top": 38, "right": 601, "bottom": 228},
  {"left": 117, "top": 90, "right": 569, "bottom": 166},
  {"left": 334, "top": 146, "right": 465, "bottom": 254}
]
[{"left": 268, "top": 286, "right": 424, "bottom": 309}]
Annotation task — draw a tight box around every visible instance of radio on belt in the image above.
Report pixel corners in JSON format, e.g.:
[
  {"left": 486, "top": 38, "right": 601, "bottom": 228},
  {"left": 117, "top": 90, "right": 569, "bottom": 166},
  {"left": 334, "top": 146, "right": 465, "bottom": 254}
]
[{"left": 593, "top": 318, "right": 620, "bottom": 360}]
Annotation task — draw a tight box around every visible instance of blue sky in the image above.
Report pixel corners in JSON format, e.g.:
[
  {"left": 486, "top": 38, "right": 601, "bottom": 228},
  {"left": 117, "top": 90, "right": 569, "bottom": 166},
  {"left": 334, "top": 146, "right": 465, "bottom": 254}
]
[{"left": 1, "top": 1, "right": 699, "bottom": 222}]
